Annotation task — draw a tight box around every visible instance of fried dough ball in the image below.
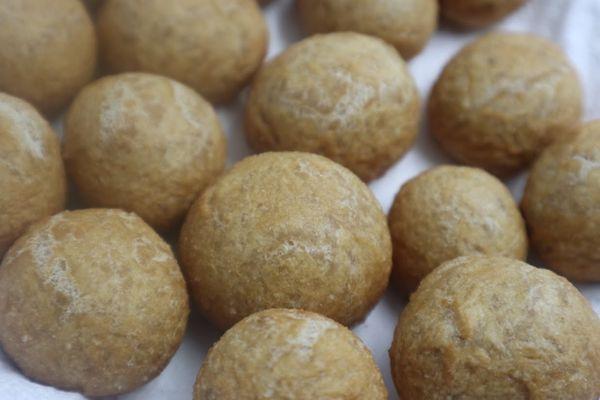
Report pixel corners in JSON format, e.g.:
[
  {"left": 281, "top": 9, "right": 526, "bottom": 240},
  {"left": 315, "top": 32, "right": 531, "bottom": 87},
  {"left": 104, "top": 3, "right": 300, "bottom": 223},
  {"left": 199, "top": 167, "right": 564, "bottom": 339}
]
[
  {"left": 0, "top": 209, "right": 189, "bottom": 396},
  {"left": 390, "top": 256, "right": 600, "bottom": 400}
]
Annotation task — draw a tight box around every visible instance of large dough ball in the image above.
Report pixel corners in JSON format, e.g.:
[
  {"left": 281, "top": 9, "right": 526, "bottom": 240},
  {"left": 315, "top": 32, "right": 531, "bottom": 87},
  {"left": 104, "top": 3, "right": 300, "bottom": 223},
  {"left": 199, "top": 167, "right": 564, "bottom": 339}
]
[
  {"left": 64, "top": 73, "right": 227, "bottom": 231},
  {"left": 388, "top": 166, "right": 527, "bottom": 292},
  {"left": 244, "top": 32, "right": 420, "bottom": 181},
  {"left": 0, "top": 209, "right": 189, "bottom": 396},
  {"left": 428, "top": 33, "right": 582, "bottom": 176},
  {"left": 390, "top": 256, "right": 600, "bottom": 400},
  {"left": 297, "top": 0, "right": 438, "bottom": 59},
  {"left": 0, "top": 93, "right": 66, "bottom": 257},
  {"left": 97, "top": 0, "right": 268, "bottom": 103},
  {"left": 522, "top": 121, "right": 600, "bottom": 282},
  {"left": 179, "top": 152, "right": 391, "bottom": 329},
  {"left": 0, "top": 0, "right": 96, "bottom": 116},
  {"left": 194, "top": 309, "right": 388, "bottom": 399},
  {"left": 441, "top": 0, "right": 527, "bottom": 28}
]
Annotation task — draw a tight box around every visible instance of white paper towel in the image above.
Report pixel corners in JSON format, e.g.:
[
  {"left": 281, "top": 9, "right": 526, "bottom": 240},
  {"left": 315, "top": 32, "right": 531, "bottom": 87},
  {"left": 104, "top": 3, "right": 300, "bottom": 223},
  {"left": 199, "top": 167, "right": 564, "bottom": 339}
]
[{"left": 1, "top": 0, "right": 599, "bottom": 399}]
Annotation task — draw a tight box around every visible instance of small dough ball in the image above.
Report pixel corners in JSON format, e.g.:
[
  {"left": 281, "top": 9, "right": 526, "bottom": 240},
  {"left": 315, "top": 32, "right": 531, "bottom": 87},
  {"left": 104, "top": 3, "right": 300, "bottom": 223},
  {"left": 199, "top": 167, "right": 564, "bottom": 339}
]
[
  {"left": 390, "top": 256, "right": 600, "bottom": 400},
  {"left": 388, "top": 166, "right": 527, "bottom": 292},
  {"left": 297, "top": 0, "right": 438, "bottom": 59},
  {"left": 522, "top": 121, "right": 600, "bottom": 282},
  {"left": 98, "top": 0, "right": 268, "bottom": 103},
  {"left": 441, "top": 0, "right": 527, "bottom": 28},
  {"left": 195, "top": 309, "right": 388, "bottom": 399},
  {"left": 64, "top": 73, "right": 227, "bottom": 231},
  {"left": 245, "top": 32, "right": 420, "bottom": 181},
  {"left": 429, "top": 32, "right": 582, "bottom": 175},
  {"left": 179, "top": 152, "right": 391, "bottom": 329},
  {"left": 0, "top": 93, "right": 66, "bottom": 257},
  {"left": 0, "top": 209, "right": 189, "bottom": 396},
  {"left": 0, "top": 0, "right": 96, "bottom": 116}
]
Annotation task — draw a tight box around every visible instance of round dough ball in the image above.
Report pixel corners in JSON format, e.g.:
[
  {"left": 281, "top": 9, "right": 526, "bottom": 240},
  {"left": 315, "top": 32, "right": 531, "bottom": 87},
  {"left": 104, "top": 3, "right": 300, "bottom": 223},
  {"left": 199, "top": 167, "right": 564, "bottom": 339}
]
[
  {"left": 195, "top": 308, "right": 388, "bottom": 399},
  {"left": 97, "top": 0, "right": 268, "bottom": 103},
  {"left": 441, "top": 0, "right": 527, "bottom": 28},
  {"left": 64, "top": 73, "right": 227, "bottom": 231},
  {"left": 244, "top": 32, "right": 420, "bottom": 181},
  {"left": 522, "top": 121, "right": 600, "bottom": 282},
  {"left": 0, "top": 0, "right": 96, "bottom": 116},
  {"left": 179, "top": 152, "right": 391, "bottom": 329},
  {"left": 428, "top": 32, "right": 582, "bottom": 176},
  {"left": 390, "top": 256, "right": 600, "bottom": 400},
  {"left": 388, "top": 166, "right": 527, "bottom": 292},
  {"left": 0, "top": 209, "right": 189, "bottom": 396},
  {"left": 297, "top": 0, "right": 438, "bottom": 59},
  {"left": 0, "top": 93, "right": 66, "bottom": 257}
]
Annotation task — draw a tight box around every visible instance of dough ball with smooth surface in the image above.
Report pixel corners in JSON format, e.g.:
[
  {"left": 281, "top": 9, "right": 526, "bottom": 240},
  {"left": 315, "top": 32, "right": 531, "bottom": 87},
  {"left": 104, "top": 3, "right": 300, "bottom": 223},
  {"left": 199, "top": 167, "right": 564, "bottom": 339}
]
[
  {"left": 388, "top": 165, "right": 527, "bottom": 292},
  {"left": 297, "top": 0, "right": 438, "bottom": 59},
  {"left": 522, "top": 120, "right": 600, "bottom": 281},
  {"left": 0, "top": 209, "right": 189, "bottom": 396},
  {"left": 97, "top": 0, "right": 268, "bottom": 103},
  {"left": 194, "top": 308, "right": 388, "bottom": 399},
  {"left": 441, "top": 0, "right": 527, "bottom": 28},
  {"left": 0, "top": 93, "right": 66, "bottom": 257},
  {"left": 390, "top": 256, "right": 600, "bottom": 400},
  {"left": 245, "top": 32, "right": 420, "bottom": 181},
  {"left": 179, "top": 152, "right": 392, "bottom": 329},
  {"left": 428, "top": 32, "right": 582, "bottom": 175},
  {"left": 0, "top": 0, "right": 96, "bottom": 116},
  {"left": 64, "top": 73, "right": 227, "bottom": 231}
]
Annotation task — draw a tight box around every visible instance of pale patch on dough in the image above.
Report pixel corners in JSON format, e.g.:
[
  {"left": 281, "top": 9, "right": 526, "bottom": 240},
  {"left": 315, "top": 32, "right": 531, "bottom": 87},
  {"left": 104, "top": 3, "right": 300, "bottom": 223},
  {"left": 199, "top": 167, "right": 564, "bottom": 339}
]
[
  {"left": 0, "top": 99, "right": 45, "bottom": 159},
  {"left": 170, "top": 81, "right": 206, "bottom": 133},
  {"left": 573, "top": 154, "right": 600, "bottom": 181},
  {"left": 99, "top": 82, "right": 149, "bottom": 139}
]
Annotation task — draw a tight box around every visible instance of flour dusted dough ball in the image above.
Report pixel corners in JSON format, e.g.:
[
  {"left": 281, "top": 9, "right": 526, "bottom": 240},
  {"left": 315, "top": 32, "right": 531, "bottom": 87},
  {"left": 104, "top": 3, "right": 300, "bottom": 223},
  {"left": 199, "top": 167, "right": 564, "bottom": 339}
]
[
  {"left": 429, "top": 33, "right": 582, "bottom": 175},
  {"left": 390, "top": 256, "right": 600, "bottom": 400},
  {"left": 297, "top": 0, "right": 438, "bottom": 59},
  {"left": 0, "top": 209, "right": 189, "bottom": 396},
  {"left": 245, "top": 32, "right": 420, "bottom": 181},
  {"left": 522, "top": 121, "right": 600, "bottom": 282},
  {"left": 195, "top": 309, "right": 388, "bottom": 399},
  {"left": 441, "top": 0, "right": 527, "bottom": 28},
  {"left": 179, "top": 152, "right": 391, "bottom": 329},
  {"left": 98, "top": 0, "right": 268, "bottom": 103},
  {"left": 0, "top": 93, "right": 66, "bottom": 257},
  {"left": 388, "top": 166, "right": 526, "bottom": 292},
  {"left": 64, "top": 73, "right": 227, "bottom": 231},
  {"left": 0, "top": 0, "right": 96, "bottom": 116}
]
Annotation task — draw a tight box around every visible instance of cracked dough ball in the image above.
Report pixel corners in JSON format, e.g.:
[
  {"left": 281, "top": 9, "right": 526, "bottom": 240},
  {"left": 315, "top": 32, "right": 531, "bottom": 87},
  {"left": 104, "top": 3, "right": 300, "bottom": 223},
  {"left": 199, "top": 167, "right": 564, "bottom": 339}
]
[
  {"left": 390, "top": 256, "right": 600, "bottom": 400},
  {"left": 97, "top": 0, "right": 268, "bottom": 103},
  {"left": 297, "top": 0, "right": 438, "bottom": 59},
  {"left": 0, "top": 0, "right": 96, "bottom": 116},
  {"left": 244, "top": 32, "right": 420, "bottom": 181},
  {"left": 0, "top": 209, "right": 189, "bottom": 396},
  {"left": 441, "top": 0, "right": 527, "bottom": 28},
  {"left": 194, "top": 308, "right": 388, "bottom": 399},
  {"left": 522, "top": 121, "right": 600, "bottom": 282},
  {"left": 64, "top": 73, "right": 227, "bottom": 232},
  {"left": 428, "top": 33, "right": 582, "bottom": 176},
  {"left": 179, "top": 152, "right": 391, "bottom": 329},
  {"left": 0, "top": 93, "right": 66, "bottom": 258},
  {"left": 388, "top": 166, "right": 527, "bottom": 292}
]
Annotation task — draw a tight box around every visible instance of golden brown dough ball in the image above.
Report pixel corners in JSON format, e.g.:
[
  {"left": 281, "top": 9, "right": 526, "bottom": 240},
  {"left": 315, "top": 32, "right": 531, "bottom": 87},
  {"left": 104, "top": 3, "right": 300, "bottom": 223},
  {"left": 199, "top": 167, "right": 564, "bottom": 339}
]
[
  {"left": 64, "top": 73, "right": 227, "bottom": 232},
  {"left": 441, "top": 0, "right": 527, "bottom": 28},
  {"left": 390, "top": 256, "right": 600, "bottom": 400},
  {"left": 0, "top": 93, "right": 66, "bottom": 257},
  {"left": 97, "top": 0, "right": 268, "bottom": 103},
  {"left": 194, "top": 309, "right": 388, "bottom": 399},
  {"left": 429, "top": 32, "right": 582, "bottom": 176},
  {"left": 297, "top": 0, "right": 438, "bottom": 59},
  {"left": 388, "top": 166, "right": 527, "bottom": 292},
  {"left": 0, "top": 209, "right": 189, "bottom": 396},
  {"left": 179, "top": 152, "right": 391, "bottom": 329},
  {"left": 522, "top": 121, "right": 600, "bottom": 282},
  {"left": 245, "top": 32, "right": 420, "bottom": 181},
  {"left": 0, "top": 0, "right": 96, "bottom": 116}
]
